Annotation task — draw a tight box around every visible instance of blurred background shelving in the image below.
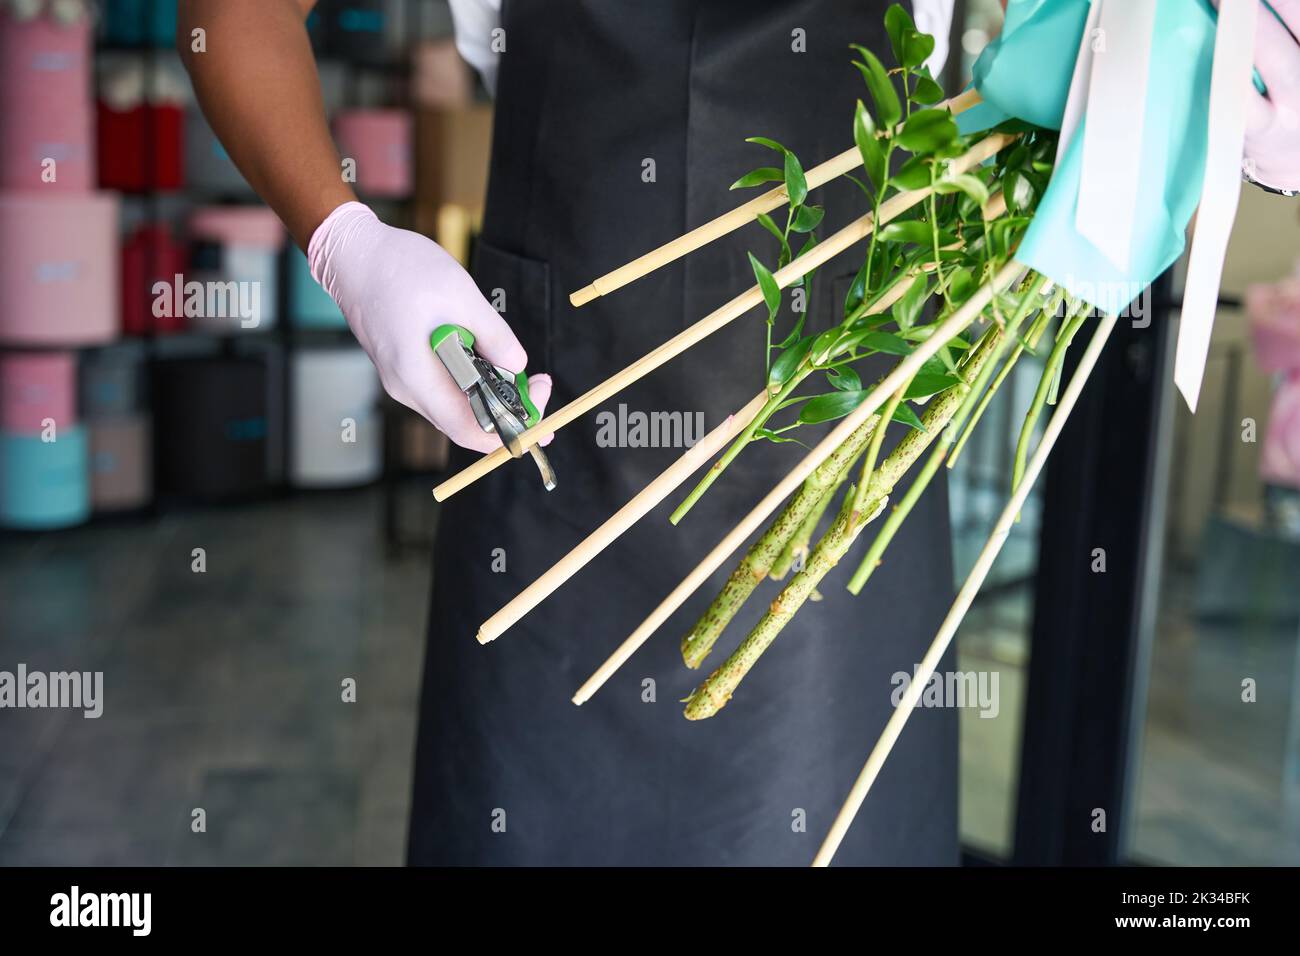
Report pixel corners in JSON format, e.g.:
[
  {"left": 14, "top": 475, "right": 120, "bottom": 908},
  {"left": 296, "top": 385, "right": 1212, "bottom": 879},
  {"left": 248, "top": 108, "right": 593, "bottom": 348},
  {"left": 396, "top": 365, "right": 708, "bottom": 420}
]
[{"left": 0, "top": 0, "right": 485, "bottom": 547}]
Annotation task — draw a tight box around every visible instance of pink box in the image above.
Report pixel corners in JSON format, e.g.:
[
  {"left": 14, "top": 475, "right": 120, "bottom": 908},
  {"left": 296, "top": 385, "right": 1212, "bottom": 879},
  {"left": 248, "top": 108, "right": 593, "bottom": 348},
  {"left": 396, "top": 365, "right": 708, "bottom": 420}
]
[
  {"left": 333, "top": 109, "right": 412, "bottom": 198},
  {"left": 0, "top": 7, "right": 94, "bottom": 191},
  {"left": 0, "top": 192, "right": 119, "bottom": 346},
  {"left": 0, "top": 350, "right": 77, "bottom": 434}
]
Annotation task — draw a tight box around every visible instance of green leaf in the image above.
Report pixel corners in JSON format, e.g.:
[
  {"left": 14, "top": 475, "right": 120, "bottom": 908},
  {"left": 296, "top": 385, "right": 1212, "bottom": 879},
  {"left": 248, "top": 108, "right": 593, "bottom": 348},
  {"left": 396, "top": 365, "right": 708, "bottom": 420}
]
[
  {"left": 826, "top": 366, "right": 862, "bottom": 392},
  {"left": 794, "top": 232, "right": 818, "bottom": 271},
  {"left": 905, "top": 372, "right": 962, "bottom": 400},
  {"left": 776, "top": 309, "right": 807, "bottom": 348},
  {"left": 745, "top": 136, "right": 789, "bottom": 154},
  {"left": 729, "top": 166, "right": 784, "bottom": 190},
  {"left": 892, "top": 404, "right": 927, "bottom": 431},
  {"left": 852, "top": 49, "right": 901, "bottom": 129},
  {"left": 790, "top": 203, "right": 824, "bottom": 233},
  {"left": 754, "top": 427, "right": 805, "bottom": 445},
  {"left": 755, "top": 212, "right": 792, "bottom": 263},
  {"left": 933, "top": 173, "right": 990, "bottom": 208},
  {"left": 901, "top": 31, "right": 935, "bottom": 70},
  {"left": 1002, "top": 169, "right": 1034, "bottom": 215},
  {"left": 1003, "top": 142, "right": 1030, "bottom": 173},
  {"left": 947, "top": 267, "right": 975, "bottom": 306},
  {"left": 843, "top": 172, "right": 873, "bottom": 199},
  {"left": 798, "top": 390, "right": 869, "bottom": 425},
  {"left": 902, "top": 325, "right": 969, "bottom": 349},
  {"left": 890, "top": 155, "right": 931, "bottom": 190},
  {"left": 894, "top": 108, "right": 958, "bottom": 153},
  {"left": 910, "top": 73, "right": 944, "bottom": 105},
  {"left": 892, "top": 275, "right": 929, "bottom": 330},
  {"left": 869, "top": 241, "right": 901, "bottom": 291},
  {"left": 784, "top": 150, "right": 808, "bottom": 207},
  {"left": 853, "top": 100, "right": 886, "bottom": 192},
  {"left": 876, "top": 220, "right": 933, "bottom": 245},
  {"left": 883, "top": 4, "right": 916, "bottom": 66},
  {"left": 769, "top": 334, "right": 814, "bottom": 387},
  {"left": 856, "top": 331, "right": 912, "bottom": 356},
  {"left": 748, "top": 252, "right": 781, "bottom": 321},
  {"left": 811, "top": 327, "right": 842, "bottom": 363},
  {"left": 843, "top": 256, "right": 870, "bottom": 319}
]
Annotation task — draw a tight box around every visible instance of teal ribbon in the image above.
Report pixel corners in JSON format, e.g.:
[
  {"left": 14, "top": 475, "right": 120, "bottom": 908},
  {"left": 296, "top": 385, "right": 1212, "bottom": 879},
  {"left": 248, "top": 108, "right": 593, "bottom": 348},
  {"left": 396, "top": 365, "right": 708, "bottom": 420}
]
[{"left": 959, "top": 0, "right": 1221, "bottom": 310}]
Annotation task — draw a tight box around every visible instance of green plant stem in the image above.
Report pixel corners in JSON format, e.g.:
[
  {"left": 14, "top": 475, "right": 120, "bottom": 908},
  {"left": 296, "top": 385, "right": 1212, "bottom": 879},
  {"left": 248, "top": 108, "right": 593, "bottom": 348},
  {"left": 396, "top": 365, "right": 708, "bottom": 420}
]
[
  {"left": 1011, "top": 300, "right": 1088, "bottom": 494},
  {"left": 850, "top": 384, "right": 907, "bottom": 528},
  {"left": 679, "top": 412, "right": 881, "bottom": 669},
  {"left": 682, "top": 371, "right": 965, "bottom": 720},
  {"left": 845, "top": 276, "right": 1049, "bottom": 594},
  {"left": 928, "top": 161, "right": 948, "bottom": 301},
  {"left": 862, "top": 135, "right": 895, "bottom": 303},
  {"left": 947, "top": 284, "right": 1054, "bottom": 469},
  {"left": 670, "top": 366, "right": 811, "bottom": 525}
]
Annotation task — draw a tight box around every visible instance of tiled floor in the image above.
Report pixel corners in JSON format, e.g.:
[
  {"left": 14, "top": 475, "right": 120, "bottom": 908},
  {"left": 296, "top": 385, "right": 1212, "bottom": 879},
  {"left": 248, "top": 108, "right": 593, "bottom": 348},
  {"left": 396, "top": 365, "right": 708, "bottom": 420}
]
[
  {"left": 0, "top": 488, "right": 431, "bottom": 866},
  {"left": 3, "top": 486, "right": 1297, "bottom": 866}
]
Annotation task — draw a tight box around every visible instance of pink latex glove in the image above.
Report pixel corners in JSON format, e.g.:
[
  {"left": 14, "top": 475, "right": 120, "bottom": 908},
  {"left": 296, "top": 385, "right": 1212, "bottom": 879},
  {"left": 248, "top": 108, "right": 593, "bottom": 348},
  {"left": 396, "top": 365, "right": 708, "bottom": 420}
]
[
  {"left": 1241, "top": 0, "right": 1300, "bottom": 193},
  {"left": 308, "top": 201, "right": 552, "bottom": 454}
]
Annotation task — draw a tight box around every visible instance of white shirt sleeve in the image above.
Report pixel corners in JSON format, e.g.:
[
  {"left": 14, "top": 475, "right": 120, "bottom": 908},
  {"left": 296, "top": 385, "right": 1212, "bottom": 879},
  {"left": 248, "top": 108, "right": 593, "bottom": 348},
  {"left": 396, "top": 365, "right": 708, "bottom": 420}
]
[
  {"left": 448, "top": 0, "right": 504, "bottom": 96},
  {"left": 914, "top": 0, "right": 956, "bottom": 78},
  {"left": 449, "top": 0, "right": 954, "bottom": 98}
]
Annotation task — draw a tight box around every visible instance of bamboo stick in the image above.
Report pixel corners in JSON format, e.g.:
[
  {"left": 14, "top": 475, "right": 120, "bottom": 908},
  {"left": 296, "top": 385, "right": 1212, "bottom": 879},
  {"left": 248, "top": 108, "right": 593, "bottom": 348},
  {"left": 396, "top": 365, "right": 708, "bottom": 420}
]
[
  {"left": 433, "top": 131, "right": 1017, "bottom": 503},
  {"left": 811, "top": 309, "right": 1118, "bottom": 867},
  {"left": 572, "top": 260, "right": 1024, "bottom": 705},
  {"left": 569, "top": 88, "right": 984, "bottom": 307},
  {"left": 478, "top": 391, "right": 768, "bottom": 645}
]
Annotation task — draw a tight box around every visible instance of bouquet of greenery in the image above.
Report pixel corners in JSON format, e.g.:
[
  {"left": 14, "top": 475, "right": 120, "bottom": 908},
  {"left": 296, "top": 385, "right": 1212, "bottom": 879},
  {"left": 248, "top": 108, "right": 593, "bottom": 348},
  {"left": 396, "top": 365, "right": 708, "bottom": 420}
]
[{"left": 664, "top": 5, "right": 1085, "bottom": 718}]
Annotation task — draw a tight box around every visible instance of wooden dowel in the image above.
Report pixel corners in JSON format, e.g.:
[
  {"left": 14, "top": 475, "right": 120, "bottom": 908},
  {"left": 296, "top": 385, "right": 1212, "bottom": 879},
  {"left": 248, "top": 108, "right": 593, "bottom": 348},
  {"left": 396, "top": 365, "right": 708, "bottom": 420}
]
[
  {"left": 811, "top": 309, "right": 1118, "bottom": 867},
  {"left": 572, "top": 260, "right": 1024, "bottom": 705},
  {"left": 478, "top": 391, "right": 768, "bottom": 646},
  {"left": 433, "top": 130, "right": 1017, "bottom": 503},
  {"left": 569, "top": 88, "right": 984, "bottom": 307}
]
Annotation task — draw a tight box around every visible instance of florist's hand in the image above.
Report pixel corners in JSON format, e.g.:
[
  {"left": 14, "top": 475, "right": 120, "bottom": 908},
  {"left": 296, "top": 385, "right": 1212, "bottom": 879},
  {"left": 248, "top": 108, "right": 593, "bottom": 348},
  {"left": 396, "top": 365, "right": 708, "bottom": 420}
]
[
  {"left": 308, "top": 202, "right": 552, "bottom": 454},
  {"left": 1241, "top": 0, "right": 1300, "bottom": 193}
]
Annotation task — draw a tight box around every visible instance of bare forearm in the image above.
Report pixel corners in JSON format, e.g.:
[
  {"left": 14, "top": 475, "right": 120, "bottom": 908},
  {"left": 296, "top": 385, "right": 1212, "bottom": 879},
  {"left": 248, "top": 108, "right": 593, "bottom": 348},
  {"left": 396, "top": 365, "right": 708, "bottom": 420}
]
[{"left": 177, "top": 0, "right": 354, "bottom": 248}]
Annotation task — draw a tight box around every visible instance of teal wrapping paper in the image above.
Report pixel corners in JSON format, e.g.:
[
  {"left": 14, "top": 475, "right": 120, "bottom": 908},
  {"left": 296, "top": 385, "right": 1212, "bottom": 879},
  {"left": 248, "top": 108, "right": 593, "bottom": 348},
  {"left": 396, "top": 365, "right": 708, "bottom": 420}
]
[{"left": 959, "top": 0, "right": 1219, "bottom": 314}]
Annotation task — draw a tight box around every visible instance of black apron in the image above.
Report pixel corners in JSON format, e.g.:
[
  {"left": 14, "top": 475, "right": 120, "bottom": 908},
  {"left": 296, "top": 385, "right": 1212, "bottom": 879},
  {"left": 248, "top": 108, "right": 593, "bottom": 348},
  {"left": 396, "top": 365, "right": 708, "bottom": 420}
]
[{"left": 408, "top": 0, "right": 958, "bottom": 866}]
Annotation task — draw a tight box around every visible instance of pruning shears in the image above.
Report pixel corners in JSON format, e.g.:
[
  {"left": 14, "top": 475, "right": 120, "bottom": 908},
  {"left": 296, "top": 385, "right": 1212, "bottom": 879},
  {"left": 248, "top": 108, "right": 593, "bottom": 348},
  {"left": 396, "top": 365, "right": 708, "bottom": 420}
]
[{"left": 430, "top": 324, "right": 557, "bottom": 491}]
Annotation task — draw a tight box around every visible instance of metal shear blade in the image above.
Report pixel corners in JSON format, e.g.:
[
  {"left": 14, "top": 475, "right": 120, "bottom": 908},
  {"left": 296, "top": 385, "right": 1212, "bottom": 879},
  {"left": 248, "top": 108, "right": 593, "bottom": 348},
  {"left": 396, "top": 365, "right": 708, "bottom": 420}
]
[{"left": 432, "top": 328, "right": 557, "bottom": 491}]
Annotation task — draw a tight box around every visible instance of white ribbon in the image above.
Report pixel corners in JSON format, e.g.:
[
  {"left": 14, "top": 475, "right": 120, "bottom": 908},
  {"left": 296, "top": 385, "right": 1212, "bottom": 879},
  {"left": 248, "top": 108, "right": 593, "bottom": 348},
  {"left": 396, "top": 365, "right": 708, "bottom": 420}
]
[
  {"left": 1056, "top": 0, "right": 1105, "bottom": 165},
  {"left": 1074, "top": 0, "right": 1159, "bottom": 272},
  {"left": 1064, "top": 0, "right": 1259, "bottom": 412},
  {"left": 1175, "top": 0, "right": 1261, "bottom": 412}
]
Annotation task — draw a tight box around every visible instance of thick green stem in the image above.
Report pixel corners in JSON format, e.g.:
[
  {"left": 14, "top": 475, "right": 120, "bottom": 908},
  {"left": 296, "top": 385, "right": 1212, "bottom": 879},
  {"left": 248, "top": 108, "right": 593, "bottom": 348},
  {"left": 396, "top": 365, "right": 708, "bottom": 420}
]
[
  {"left": 769, "top": 458, "right": 853, "bottom": 580},
  {"left": 679, "top": 412, "right": 881, "bottom": 668},
  {"left": 683, "top": 493, "right": 863, "bottom": 720},
  {"left": 682, "top": 372, "right": 965, "bottom": 719}
]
